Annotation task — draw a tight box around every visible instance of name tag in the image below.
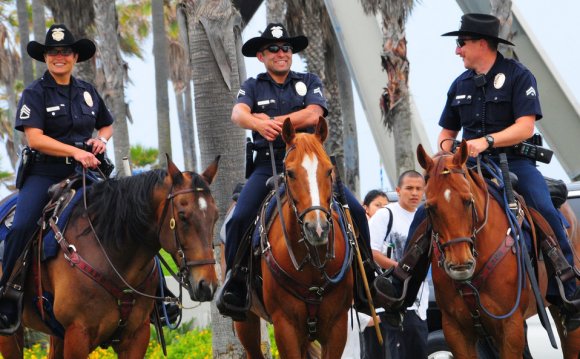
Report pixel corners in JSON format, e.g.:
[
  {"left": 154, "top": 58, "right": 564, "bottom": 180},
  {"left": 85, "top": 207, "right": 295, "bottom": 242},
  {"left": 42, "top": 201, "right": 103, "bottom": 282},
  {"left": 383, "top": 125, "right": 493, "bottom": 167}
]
[
  {"left": 455, "top": 95, "right": 466, "bottom": 100},
  {"left": 257, "top": 100, "right": 271, "bottom": 106},
  {"left": 46, "top": 106, "right": 60, "bottom": 112}
]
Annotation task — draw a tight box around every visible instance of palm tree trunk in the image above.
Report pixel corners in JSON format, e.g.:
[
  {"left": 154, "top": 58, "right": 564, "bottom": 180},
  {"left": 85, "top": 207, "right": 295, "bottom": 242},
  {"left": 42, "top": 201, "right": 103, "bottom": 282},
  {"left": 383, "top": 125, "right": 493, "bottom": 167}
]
[
  {"left": 93, "top": 0, "right": 131, "bottom": 175},
  {"left": 152, "top": 0, "right": 172, "bottom": 164},
  {"left": 16, "top": 0, "right": 34, "bottom": 86},
  {"left": 334, "top": 31, "right": 359, "bottom": 194},
  {"left": 267, "top": 0, "right": 285, "bottom": 23},
  {"left": 31, "top": 0, "right": 46, "bottom": 78},
  {"left": 181, "top": 0, "right": 250, "bottom": 356},
  {"left": 491, "top": 0, "right": 515, "bottom": 58}
]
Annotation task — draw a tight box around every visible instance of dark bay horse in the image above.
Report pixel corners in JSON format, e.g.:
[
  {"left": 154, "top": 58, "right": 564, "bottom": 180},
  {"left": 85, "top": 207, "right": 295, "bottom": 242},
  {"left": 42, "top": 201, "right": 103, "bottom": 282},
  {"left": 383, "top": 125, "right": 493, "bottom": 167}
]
[
  {"left": 235, "top": 118, "right": 353, "bottom": 358},
  {"left": 417, "top": 141, "right": 580, "bottom": 358},
  {"left": 0, "top": 157, "right": 220, "bottom": 358}
]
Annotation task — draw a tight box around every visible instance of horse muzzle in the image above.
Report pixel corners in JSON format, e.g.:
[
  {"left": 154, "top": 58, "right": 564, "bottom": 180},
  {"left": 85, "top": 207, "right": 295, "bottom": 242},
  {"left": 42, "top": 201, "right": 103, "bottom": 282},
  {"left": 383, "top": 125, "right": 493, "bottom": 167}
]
[
  {"left": 444, "top": 258, "right": 476, "bottom": 281},
  {"left": 302, "top": 218, "right": 330, "bottom": 246}
]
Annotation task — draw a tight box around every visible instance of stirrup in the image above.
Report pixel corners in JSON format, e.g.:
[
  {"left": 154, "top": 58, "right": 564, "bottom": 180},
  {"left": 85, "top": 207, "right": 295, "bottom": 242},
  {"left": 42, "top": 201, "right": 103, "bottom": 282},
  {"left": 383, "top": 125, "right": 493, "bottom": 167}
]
[
  {"left": 215, "top": 270, "right": 250, "bottom": 321},
  {"left": 555, "top": 277, "right": 580, "bottom": 313},
  {"left": 372, "top": 269, "right": 411, "bottom": 310}
]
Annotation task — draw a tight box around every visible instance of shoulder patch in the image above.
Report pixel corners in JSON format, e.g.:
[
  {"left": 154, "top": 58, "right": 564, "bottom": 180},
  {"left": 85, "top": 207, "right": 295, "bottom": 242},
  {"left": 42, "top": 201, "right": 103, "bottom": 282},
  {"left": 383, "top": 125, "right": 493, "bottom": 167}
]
[
  {"left": 19, "top": 105, "right": 31, "bottom": 119},
  {"left": 525, "top": 86, "right": 536, "bottom": 97},
  {"left": 237, "top": 89, "right": 245, "bottom": 98}
]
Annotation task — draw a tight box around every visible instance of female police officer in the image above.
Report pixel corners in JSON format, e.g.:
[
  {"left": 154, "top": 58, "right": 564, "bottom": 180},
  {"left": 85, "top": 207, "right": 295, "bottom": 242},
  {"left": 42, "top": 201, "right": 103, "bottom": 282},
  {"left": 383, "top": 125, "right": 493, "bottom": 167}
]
[{"left": 0, "top": 24, "right": 113, "bottom": 332}]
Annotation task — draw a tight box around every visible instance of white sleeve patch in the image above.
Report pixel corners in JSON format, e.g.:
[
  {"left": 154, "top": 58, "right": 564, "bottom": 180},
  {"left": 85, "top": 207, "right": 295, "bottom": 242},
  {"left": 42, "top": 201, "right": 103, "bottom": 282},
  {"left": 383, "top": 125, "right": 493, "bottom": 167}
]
[{"left": 19, "top": 104, "right": 31, "bottom": 119}]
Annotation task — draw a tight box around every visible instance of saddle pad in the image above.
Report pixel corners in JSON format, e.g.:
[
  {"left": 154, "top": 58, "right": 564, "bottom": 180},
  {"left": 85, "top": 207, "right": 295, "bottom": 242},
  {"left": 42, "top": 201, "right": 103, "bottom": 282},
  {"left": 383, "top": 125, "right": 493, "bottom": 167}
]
[
  {"left": 252, "top": 187, "right": 284, "bottom": 249},
  {"left": 0, "top": 193, "right": 19, "bottom": 245},
  {"left": 42, "top": 190, "right": 84, "bottom": 260},
  {"left": 0, "top": 190, "right": 84, "bottom": 261}
]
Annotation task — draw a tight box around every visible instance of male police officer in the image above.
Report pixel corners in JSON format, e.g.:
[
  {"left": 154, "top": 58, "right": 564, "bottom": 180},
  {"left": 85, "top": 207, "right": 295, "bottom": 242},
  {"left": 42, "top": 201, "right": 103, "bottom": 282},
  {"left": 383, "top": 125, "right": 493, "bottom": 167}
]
[
  {"left": 217, "top": 23, "right": 382, "bottom": 320},
  {"left": 374, "top": 13, "right": 580, "bottom": 332}
]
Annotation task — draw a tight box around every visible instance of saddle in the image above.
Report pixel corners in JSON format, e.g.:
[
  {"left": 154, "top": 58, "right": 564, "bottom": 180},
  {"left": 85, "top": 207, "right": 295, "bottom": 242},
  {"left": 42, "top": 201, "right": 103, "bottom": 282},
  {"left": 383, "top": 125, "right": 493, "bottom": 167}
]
[{"left": 0, "top": 175, "right": 84, "bottom": 335}]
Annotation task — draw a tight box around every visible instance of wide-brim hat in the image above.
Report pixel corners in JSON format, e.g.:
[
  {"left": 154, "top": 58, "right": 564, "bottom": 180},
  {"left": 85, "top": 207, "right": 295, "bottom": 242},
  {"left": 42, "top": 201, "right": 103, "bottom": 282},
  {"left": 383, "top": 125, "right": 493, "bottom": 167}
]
[
  {"left": 27, "top": 24, "right": 96, "bottom": 63},
  {"left": 242, "top": 23, "right": 308, "bottom": 57},
  {"left": 442, "top": 13, "right": 515, "bottom": 46}
]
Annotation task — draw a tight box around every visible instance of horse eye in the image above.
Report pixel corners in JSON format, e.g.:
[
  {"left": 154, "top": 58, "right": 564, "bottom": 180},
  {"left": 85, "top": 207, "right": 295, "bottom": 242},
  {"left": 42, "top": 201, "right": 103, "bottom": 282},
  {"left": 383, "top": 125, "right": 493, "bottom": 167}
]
[
  {"left": 178, "top": 211, "right": 187, "bottom": 221},
  {"left": 326, "top": 169, "right": 332, "bottom": 177},
  {"left": 287, "top": 170, "right": 295, "bottom": 179}
]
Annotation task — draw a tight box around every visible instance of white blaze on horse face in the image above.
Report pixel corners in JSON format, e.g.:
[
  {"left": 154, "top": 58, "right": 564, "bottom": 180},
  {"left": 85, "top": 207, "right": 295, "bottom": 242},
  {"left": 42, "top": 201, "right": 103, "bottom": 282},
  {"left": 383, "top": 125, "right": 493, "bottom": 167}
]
[
  {"left": 301, "top": 154, "right": 324, "bottom": 237},
  {"left": 444, "top": 189, "right": 452, "bottom": 203},
  {"left": 198, "top": 197, "right": 207, "bottom": 212}
]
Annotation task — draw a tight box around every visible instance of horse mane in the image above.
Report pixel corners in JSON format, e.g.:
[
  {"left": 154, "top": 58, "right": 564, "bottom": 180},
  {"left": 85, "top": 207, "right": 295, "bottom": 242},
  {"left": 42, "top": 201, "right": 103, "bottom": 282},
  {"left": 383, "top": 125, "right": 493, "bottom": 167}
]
[{"left": 71, "top": 169, "right": 167, "bottom": 252}]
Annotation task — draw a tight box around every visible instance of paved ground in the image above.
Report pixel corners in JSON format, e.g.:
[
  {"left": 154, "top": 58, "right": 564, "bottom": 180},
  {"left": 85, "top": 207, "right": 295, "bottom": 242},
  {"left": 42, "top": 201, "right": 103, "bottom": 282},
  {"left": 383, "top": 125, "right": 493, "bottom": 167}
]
[{"left": 527, "top": 315, "right": 563, "bottom": 359}]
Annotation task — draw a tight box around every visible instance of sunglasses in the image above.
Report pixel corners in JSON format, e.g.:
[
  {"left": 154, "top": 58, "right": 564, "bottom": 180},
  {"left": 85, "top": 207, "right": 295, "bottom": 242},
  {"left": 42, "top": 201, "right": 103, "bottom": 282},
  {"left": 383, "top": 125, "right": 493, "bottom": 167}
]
[
  {"left": 455, "top": 38, "right": 481, "bottom": 48},
  {"left": 263, "top": 44, "right": 293, "bottom": 53},
  {"left": 45, "top": 47, "right": 74, "bottom": 56}
]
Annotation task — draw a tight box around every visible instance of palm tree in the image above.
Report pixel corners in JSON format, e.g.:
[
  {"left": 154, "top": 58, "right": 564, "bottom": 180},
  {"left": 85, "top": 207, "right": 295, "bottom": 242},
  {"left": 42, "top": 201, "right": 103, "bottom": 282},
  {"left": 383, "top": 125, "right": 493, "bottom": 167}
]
[
  {"left": 0, "top": 20, "right": 22, "bottom": 167},
  {"left": 181, "top": 0, "right": 249, "bottom": 356},
  {"left": 286, "top": 0, "right": 360, "bottom": 193},
  {"left": 266, "top": 0, "right": 285, "bottom": 23},
  {"left": 31, "top": 0, "right": 46, "bottom": 78},
  {"left": 166, "top": 2, "right": 196, "bottom": 171},
  {"left": 93, "top": 0, "right": 131, "bottom": 175},
  {"left": 151, "top": 0, "right": 172, "bottom": 165},
  {"left": 360, "top": 0, "right": 416, "bottom": 176},
  {"left": 16, "top": 0, "right": 34, "bottom": 86}
]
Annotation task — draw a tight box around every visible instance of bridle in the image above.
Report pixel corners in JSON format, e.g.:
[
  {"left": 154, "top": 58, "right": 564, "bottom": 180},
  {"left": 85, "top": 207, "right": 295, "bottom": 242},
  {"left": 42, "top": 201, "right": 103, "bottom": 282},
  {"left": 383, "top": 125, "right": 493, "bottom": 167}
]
[
  {"left": 270, "top": 144, "right": 335, "bottom": 271},
  {"left": 156, "top": 185, "right": 216, "bottom": 290},
  {"left": 424, "top": 157, "right": 489, "bottom": 266}
]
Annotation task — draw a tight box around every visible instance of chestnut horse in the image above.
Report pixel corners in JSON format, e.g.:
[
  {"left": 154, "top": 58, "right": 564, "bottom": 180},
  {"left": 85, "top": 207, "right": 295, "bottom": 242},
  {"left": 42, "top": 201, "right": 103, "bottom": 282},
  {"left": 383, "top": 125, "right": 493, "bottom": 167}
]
[
  {"left": 0, "top": 157, "right": 220, "bottom": 358},
  {"left": 417, "top": 141, "right": 580, "bottom": 359},
  {"left": 235, "top": 118, "right": 353, "bottom": 358}
]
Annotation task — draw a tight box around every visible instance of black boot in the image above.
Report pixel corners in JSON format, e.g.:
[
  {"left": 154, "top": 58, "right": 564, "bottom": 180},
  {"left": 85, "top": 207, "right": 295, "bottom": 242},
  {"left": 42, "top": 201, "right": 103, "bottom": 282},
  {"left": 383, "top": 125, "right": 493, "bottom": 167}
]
[
  {"left": 561, "top": 287, "right": 580, "bottom": 333},
  {"left": 0, "top": 286, "right": 22, "bottom": 335},
  {"left": 216, "top": 269, "right": 250, "bottom": 321}
]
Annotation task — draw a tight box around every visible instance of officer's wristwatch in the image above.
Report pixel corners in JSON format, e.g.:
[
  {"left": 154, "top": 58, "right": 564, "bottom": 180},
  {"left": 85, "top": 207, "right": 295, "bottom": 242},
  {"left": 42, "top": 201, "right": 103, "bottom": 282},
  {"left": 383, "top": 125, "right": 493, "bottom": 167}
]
[{"left": 485, "top": 135, "right": 494, "bottom": 149}]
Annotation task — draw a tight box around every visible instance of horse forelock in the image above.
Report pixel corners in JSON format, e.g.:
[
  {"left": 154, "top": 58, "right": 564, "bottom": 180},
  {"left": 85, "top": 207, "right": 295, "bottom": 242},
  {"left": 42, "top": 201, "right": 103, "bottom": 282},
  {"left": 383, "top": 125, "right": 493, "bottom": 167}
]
[{"left": 81, "top": 169, "right": 167, "bottom": 251}]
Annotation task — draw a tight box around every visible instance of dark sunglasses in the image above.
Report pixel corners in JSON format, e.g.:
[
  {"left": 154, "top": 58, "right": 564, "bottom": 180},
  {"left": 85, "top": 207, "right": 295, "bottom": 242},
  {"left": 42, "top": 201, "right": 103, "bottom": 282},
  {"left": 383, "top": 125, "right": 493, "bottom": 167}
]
[
  {"left": 263, "top": 44, "right": 293, "bottom": 53},
  {"left": 456, "top": 38, "right": 481, "bottom": 48},
  {"left": 45, "top": 47, "right": 74, "bottom": 56}
]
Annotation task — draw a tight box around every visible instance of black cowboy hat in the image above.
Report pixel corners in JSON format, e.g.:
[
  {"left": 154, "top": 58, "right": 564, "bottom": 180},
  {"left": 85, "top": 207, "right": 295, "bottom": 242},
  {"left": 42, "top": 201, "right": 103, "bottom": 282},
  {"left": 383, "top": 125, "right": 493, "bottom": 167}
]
[
  {"left": 442, "top": 13, "right": 515, "bottom": 46},
  {"left": 27, "top": 24, "right": 96, "bottom": 63},
  {"left": 242, "top": 23, "right": 308, "bottom": 57}
]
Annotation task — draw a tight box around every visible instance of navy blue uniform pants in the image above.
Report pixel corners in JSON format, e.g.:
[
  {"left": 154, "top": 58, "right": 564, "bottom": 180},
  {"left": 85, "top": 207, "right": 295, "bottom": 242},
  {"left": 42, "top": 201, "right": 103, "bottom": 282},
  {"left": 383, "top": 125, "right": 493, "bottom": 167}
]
[
  {"left": 407, "top": 157, "right": 575, "bottom": 299},
  {"left": 384, "top": 310, "right": 428, "bottom": 359},
  {"left": 1, "top": 174, "right": 69, "bottom": 288},
  {"left": 225, "top": 160, "right": 370, "bottom": 270}
]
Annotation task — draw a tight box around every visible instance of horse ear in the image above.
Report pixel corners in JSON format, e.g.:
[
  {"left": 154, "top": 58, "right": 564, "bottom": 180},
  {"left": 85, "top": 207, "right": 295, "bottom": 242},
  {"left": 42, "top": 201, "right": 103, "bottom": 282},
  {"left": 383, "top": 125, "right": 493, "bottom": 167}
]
[
  {"left": 417, "top": 144, "right": 433, "bottom": 170},
  {"left": 454, "top": 140, "right": 469, "bottom": 166},
  {"left": 166, "top": 153, "right": 184, "bottom": 183},
  {"left": 281, "top": 118, "right": 295, "bottom": 145},
  {"left": 316, "top": 116, "right": 328, "bottom": 143},
  {"left": 201, "top": 155, "right": 220, "bottom": 185}
]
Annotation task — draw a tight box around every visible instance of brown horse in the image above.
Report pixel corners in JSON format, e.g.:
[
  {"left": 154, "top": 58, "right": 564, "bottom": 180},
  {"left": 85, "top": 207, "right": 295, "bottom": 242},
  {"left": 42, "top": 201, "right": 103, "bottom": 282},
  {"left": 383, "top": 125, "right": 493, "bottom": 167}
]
[
  {"left": 235, "top": 118, "right": 353, "bottom": 359},
  {"left": 417, "top": 141, "right": 580, "bottom": 359},
  {"left": 0, "top": 157, "right": 220, "bottom": 358}
]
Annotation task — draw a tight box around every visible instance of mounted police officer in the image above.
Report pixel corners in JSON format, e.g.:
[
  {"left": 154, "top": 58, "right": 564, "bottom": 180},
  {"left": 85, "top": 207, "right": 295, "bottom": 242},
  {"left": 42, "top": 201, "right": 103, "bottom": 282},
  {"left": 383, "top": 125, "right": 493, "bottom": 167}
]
[
  {"left": 217, "top": 23, "right": 386, "bottom": 320},
  {"left": 0, "top": 24, "right": 114, "bottom": 332},
  {"left": 374, "top": 13, "right": 580, "bottom": 332}
]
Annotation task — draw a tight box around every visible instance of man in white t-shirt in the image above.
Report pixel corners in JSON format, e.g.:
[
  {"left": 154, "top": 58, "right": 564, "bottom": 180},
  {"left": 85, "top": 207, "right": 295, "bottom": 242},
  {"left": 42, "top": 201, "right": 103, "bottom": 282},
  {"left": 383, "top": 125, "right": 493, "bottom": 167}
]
[{"left": 369, "top": 170, "right": 429, "bottom": 359}]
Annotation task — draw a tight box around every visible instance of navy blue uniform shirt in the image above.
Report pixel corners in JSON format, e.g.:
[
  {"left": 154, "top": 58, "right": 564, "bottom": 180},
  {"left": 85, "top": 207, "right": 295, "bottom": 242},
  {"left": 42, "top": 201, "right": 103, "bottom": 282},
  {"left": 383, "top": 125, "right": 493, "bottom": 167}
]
[
  {"left": 439, "top": 53, "right": 542, "bottom": 140},
  {"left": 15, "top": 70, "right": 114, "bottom": 145},
  {"left": 14, "top": 71, "right": 114, "bottom": 176},
  {"left": 236, "top": 70, "right": 328, "bottom": 150}
]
